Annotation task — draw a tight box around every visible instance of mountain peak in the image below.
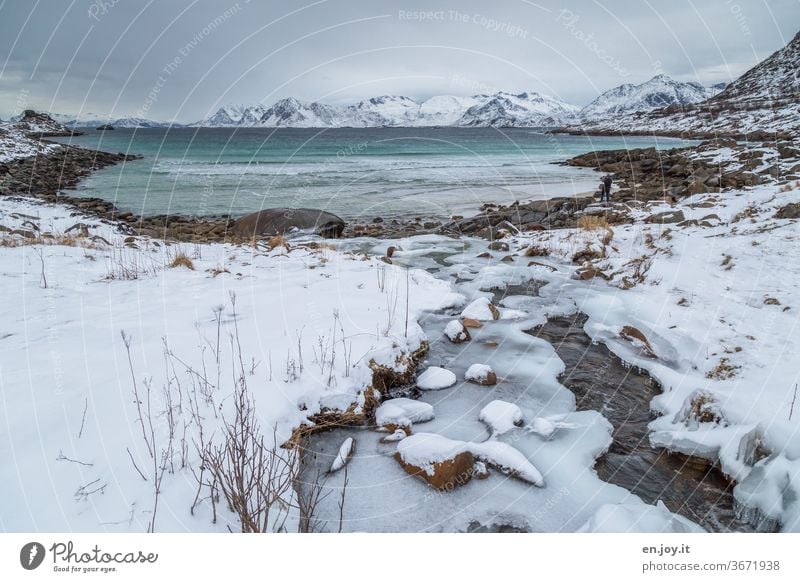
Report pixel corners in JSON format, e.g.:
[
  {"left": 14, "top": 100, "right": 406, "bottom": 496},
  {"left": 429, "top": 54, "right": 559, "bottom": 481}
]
[{"left": 580, "top": 76, "right": 722, "bottom": 120}]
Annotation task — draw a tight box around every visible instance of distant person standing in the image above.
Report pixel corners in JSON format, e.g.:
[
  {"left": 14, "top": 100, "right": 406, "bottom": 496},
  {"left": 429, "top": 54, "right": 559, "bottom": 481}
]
[{"left": 601, "top": 174, "right": 613, "bottom": 203}]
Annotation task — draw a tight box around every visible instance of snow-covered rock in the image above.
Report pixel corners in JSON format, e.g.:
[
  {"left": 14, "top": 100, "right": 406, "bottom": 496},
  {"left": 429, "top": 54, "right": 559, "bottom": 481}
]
[
  {"left": 394, "top": 433, "right": 475, "bottom": 490},
  {"left": 461, "top": 297, "right": 500, "bottom": 321},
  {"left": 479, "top": 400, "right": 523, "bottom": 435},
  {"left": 444, "top": 319, "right": 470, "bottom": 343},
  {"left": 465, "top": 363, "right": 497, "bottom": 386},
  {"left": 470, "top": 440, "right": 544, "bottom": 486},
  {"left": 416, "top": 366, "right": 457, "bottom": 391},
  {"left": 375, "top": 398, "right": 435, "bottom": 430},
  {"left": 394, "top": 432, "right": 545, "bottom": 489}
]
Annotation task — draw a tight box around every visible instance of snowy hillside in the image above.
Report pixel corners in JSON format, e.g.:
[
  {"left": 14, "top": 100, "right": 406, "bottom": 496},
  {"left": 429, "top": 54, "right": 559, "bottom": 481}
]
[
  {"left": 574, "top": 30, "right": 800, "bottom": 136},
  {"left": 579, "top": 75, "right": 722, "bottom": 120},
  {"left": 198, "top": 91, "right": 579, "bottom": 128}
]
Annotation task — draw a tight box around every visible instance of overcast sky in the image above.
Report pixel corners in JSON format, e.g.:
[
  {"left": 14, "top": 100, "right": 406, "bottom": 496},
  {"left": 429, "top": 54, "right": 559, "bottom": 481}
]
[{"left": 1, "top": 0, "right": 798, "bottom": 121}]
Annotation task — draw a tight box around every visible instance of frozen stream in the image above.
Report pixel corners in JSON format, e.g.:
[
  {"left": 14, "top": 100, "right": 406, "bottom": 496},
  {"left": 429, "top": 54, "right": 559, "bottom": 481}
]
[{"left": 298, "top": 235, "right": 750, "bottom": 532}]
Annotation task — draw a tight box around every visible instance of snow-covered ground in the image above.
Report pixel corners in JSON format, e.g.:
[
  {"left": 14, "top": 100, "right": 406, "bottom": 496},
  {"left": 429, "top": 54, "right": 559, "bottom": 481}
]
[
  {"left": 481, "top": 180, "right": 800, "bottom": 530},
  {"left": 0, "top": 196, "right": 463, "bottom": 532},
  {"left": 0, "top": 126, "right": 61, "bottom": 162}
]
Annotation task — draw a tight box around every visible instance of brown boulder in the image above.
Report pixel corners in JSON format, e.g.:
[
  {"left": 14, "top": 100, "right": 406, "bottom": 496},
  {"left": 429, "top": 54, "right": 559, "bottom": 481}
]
[
  {"left": 231, "top": 208, "right": 345, "bottom": 239},
  {"left": 394, "top": 450, "right": 475, "bottom": 491}
]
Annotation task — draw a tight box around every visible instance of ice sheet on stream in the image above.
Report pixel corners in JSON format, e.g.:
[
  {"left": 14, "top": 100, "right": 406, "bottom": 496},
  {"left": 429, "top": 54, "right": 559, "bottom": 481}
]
[{"left": 302, "top": 296, "right": 693, "bottom": 532}]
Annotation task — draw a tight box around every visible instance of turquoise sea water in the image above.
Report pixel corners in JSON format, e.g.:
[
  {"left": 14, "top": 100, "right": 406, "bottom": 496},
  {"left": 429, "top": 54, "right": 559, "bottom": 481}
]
[{"left": 54, "top": 128, "right": 695, "bottom": 219}]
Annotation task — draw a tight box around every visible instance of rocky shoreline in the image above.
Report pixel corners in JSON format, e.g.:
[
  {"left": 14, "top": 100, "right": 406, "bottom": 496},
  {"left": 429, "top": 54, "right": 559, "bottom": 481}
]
[{"left": 2, "top": 133, "right": 798, "bottom": 245}]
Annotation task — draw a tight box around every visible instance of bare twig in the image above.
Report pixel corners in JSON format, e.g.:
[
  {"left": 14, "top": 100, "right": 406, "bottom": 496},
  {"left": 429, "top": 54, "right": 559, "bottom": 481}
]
[
  {"left": 126, "top": 447, "right": 148, "bottom": 482},
  {"left": 32, "top": 247, "right": 47, "bottom": 288},
  {"left": 56, "top": 450, "right": 93, "bottom": 467},
  {"left": 78, "top": 397, "right": 88, "bottom": 439}
]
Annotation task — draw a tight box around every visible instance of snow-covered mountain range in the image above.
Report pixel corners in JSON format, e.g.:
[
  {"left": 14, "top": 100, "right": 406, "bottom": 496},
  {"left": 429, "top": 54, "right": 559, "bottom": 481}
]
[
  {"left": 195, "top": 78, "right": 722, "bottom": 129},
  {"left": 8, "top": 71, "right": 752, "bottom": 131},
  {"left": 579, "top": 75, "right": 725, "bottom": 120},
  {"left": 196, "top": 91, "right": 581, "bottom": 128}
]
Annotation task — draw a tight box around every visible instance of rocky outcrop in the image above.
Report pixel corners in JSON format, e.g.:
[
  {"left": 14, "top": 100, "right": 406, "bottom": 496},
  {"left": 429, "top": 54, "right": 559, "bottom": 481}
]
[
  {"left": 231, "top": 208, "right": 345, "bottom": 239},
  {"left": 564, "top": 140, "right": 784, "bottom": 203},
  {"left": 439, "top": 196, "right": 598, "bottom": 237},
  {"left": 11, "top": 110, "right": 82, "bottom": 137},
  {"left": 0, "top": 144, "right": 136, "bottom": 198}
]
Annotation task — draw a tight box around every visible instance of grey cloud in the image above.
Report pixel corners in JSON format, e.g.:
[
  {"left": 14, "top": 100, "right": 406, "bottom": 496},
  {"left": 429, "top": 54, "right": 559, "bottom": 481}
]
[{"left": 0, "top": 0, "right": 798, "bottom": 121}]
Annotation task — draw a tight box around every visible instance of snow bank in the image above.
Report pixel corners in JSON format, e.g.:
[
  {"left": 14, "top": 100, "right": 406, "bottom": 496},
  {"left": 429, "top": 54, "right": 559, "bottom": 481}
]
[
  {"left": 579, "top": 501, "right": 705, "bottom": 533},
  {"left": 0, "top": 196, "right": 461, "bottom": 532},
  {"left": 496, "top": 170, "right": 800, "bottom": 531}
]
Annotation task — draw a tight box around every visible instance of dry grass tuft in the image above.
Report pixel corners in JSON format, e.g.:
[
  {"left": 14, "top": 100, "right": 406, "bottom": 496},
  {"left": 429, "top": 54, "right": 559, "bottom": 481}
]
[
  {"left": 577, "top": 215, "right": 609, "bottom": 230},
  {"left": 706, "top": 357, "right": 739, "bottom": 380},
  {"left": 169, "top": 252, "right": 194, "bottom": 270},
  {"left": 267, "top": 235, "right": 289, "bottom": 250}
]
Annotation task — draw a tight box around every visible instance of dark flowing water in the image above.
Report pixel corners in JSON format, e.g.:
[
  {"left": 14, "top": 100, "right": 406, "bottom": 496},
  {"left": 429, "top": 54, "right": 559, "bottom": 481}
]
[{"left": 527, "top": 313, "right": 755, "bottom": 533}]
